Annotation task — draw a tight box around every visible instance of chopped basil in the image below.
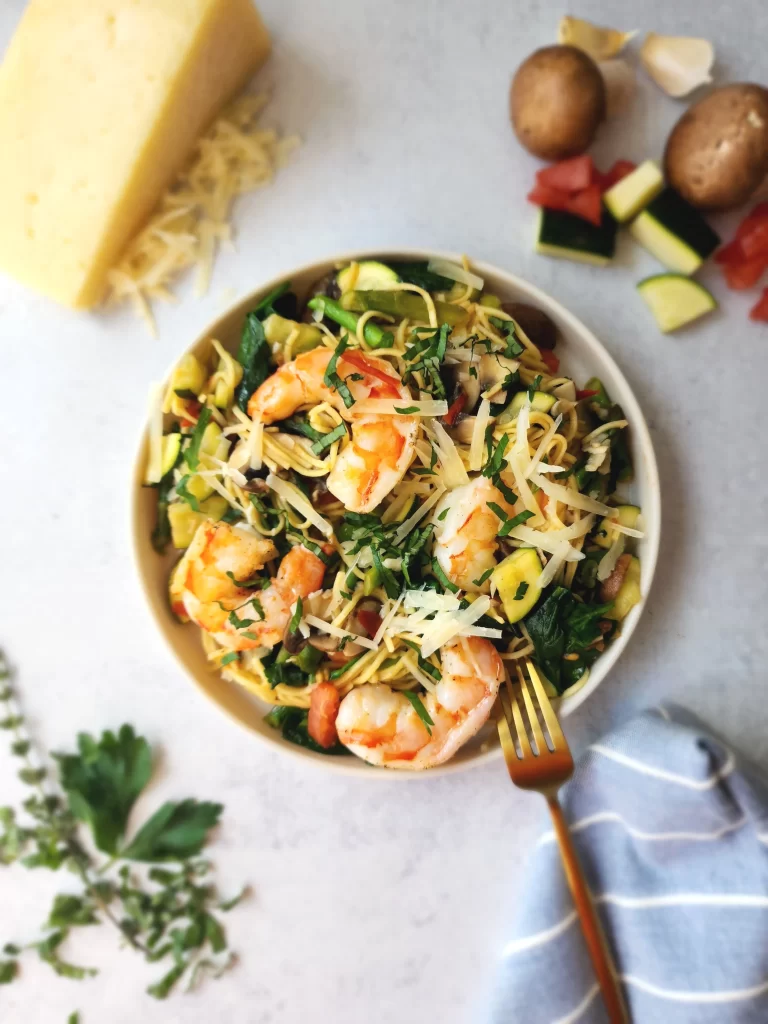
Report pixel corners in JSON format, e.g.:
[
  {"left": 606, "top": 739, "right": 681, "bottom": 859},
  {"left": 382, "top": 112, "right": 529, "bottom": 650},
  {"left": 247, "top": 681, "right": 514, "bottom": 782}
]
[
  {"left": 183, "top": 407, "right": 212, "bottom": 471},
  {"left": 371, "top": 547, "right": 400, "bottom": 600},
  {"left": 225, "top": 570, "right": 268, "bottom": 589},
  {"left": 527, "top": 374, "right": 543, "bottom": 401},
  {"left": 279, "top": 416, "right": 322, "bottom": 443},
  {"left": 395, "top": 406, "right": 419, "bottom": 414},
  {"left": 249, "top": 598, "right": 265, "bottom": 621},
  {"left": 287, "top": 597, "right": 303, "bottom": 636},
  {"left": 514, "top": 582, "right": 529, "bottom": 601},
  {"left": 489, "top": 316, "right": 524, "bottom": 358},
  {"left": 173, "top": 389, "right": 198, "bottom": 400},
  {"left": 473, "top": 567, "right": 494, "bottom": 587},
  {"left": 403, "top": 691, "right": 434, "bottom": 735},
  {"left": 175, "top": 476, "right": 200, "bottom": 512},
  {"left": 482, "top": 433, "right": 509, "bottom": 479},
  {"left": 310, "top": 422, "right": 347, "bottom": 455},
  {"left": 328, "top": 652, "right": 366, "bottom": 680},
  {"left": 323, "top": 335, "right": 355, "bottom": 409},
  {"left": 227, "top": 609, "right": 254, "bottom": 631},
  {"left": 220, "top": 652, "right": 239, "bottom": 667},
  {"left": 431, "top": 558, "right": 459, "bottom": 594},
  {"left": 498, "top": 509, "right": 535, "bottom": 537},
  {"left": 437, "top": 507, "right": 449, "bottom": 521}
]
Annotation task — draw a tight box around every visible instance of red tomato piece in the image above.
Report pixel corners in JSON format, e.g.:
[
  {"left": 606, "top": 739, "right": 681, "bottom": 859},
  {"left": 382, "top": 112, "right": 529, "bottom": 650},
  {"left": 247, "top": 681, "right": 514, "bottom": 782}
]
[
  {"left": 443, "top": 392, "right": 467, "bottom": 426},
  {"left": 527, "top": 184, "right": 572, "bottom": 211},
  {"left": 715, "top": 239, "right": 747, "bottom": 265},
  {"left": 736, "top": 202, "right": 768, "bottom": 240},
  {"left": 340, "top": 350, "right": 400, "bottom": 395},
  {"left": 739, "top": 220, "right": 768, "bottom": 260},
  {"left": 749, "top": 288, "right": 768, "bottom": 322},
  {"left": 576, "top": 388, "right": 599, "bottom": 400},
  {"left": 723, "top": 257, "right": 768, "bottom": 290},
  {"left": 540, "top": 350, "right": 560, "bottom": 374},
  {"left": 536, "top": 155, "right": 595, "bottom": 193},
  {"left": 597, "top": 160, "right": 636, "bottom": 193},
  {"left": 356, "top": 608, "right": 382, "bottom": 637},
  {"left": 564, "top": 184, "right": 603, "bottom": 227},
  {"left": 307, "top": 682, "right": 341, "bottom": 749}
]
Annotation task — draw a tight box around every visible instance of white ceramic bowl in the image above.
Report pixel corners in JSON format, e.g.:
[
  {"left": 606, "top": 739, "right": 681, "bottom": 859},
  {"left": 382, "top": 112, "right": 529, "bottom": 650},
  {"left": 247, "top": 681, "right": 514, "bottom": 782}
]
[{"left": 133, "top": 249, "right": 660, "bottom": 777}]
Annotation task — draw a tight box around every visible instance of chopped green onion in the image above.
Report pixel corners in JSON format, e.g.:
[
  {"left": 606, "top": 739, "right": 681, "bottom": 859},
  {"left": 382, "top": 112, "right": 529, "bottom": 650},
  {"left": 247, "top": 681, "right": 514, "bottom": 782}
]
[{"left": 403, "top": 691, "right": 434, "bottom": 734}]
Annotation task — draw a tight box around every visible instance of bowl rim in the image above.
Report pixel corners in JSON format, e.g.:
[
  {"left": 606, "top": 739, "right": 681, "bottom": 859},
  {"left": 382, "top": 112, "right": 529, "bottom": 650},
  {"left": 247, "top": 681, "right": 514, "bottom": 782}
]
[{"left": 131, "top": 247, "right": 661, "bottom": 779}]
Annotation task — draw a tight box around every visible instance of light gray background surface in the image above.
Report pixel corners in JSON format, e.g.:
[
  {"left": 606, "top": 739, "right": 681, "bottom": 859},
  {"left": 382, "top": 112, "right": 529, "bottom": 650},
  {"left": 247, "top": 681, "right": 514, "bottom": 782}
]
[{"left": 1, "top": 1, "right": 767, "bottom": 1022}]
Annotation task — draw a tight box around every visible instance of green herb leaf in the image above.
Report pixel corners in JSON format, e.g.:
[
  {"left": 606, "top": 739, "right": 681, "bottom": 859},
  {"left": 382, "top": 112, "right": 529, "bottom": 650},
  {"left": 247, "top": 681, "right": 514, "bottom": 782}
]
[
  {"left": 0, "top": 960, "right": 17, "bottom": 984},
  {"left": 403, "top": 691, "right": 434, "bottom": 734},
  {"left": 431, "top": 558, "right": 459, "bottom": 594},
  {"left": 394, "top": 405, "right": 419, "bottom": 414},
  {"left": 147, "top": 961, "right": 186, "bottom": 1000},
  {"left": 437, "top": 508, "right": 449, "bottom": 521},
  {"left": 122, "top": 799, "right": 223, "bottom": 862},
  {"left": 263, "top": 706, "right": 349, "bottom": 755},
  {"left": 514, "top": 582, "right": 529, "bottom": 601},
  {"left": 371, "top": 547, "right": 400, "bottom": 600},
  {"left": 323, "top": 334, "right": 355, "bottom": 408},
  {"left": 225, "top": 570, "right": 266, "bottom": 589},
  {"left": 328, "top": 652, "right": 366, "bottom": 680},
  {"left": 489, "top": 316, "right": 524, "bottom": 358},
  {"left": 473, "top": 567, "right": 494, "bottom": 587},
  {"left": 67, "top": 1014, "right": 80, "bottom": 1024},
  {"left": 204, "top": 914, "right": 226, "bottom": 954},
  {"left": 253, "top": 280, "right": 291, "bottom": 320},
  {"left": 47, "top": 894, "right": 99, "bottom": 929},
  {"left": 528, "top": 374, "right": 543, "bottom": 400},
  {"left": 498, "top": 509, "right": 535, "bottom": 537},
  {"left": 310, "top": 422, "right": 347, "bottom": 455},
  {"left": 227, "top": 609, "right": 254, "bottom": 631},
  {"left": 278, "top": 416, "right": 323, "bottom": 443},
  {"left": 175, "top": 476, "right": 200, "bottom": 513},
  {"left": 220, "top": 506, "right": 243, "bottom": 525},
  {"left": 55, "top": 726, "right": 152, "bottom": 855},
  {"left": 482, "top": 433, "right": 509, "bottom": 479},
  {"left": 287, "top": 597, "right": 303, "bottom": 636},
  {"left": 184, "top": 406, "right": 212, "bottom": 471},
  {"left": 235, "top": 313, "right": 270, "bottom": 412}
]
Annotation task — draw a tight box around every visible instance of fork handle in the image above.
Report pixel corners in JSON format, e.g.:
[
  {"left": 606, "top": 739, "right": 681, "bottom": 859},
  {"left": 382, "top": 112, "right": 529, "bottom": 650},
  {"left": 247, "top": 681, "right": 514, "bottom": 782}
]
[{"left": 548, "top": 797, "right": 627, "bottom": 1023}]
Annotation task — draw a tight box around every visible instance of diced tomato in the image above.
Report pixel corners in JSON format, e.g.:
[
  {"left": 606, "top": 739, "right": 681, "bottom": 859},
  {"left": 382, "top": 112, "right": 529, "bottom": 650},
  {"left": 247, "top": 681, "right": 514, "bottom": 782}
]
[
  {"left": 540, "top": 350, "right": 560, "bottom": 374},
  {"left": 171, "top": 601, "right": 188, "bottom": 620},
  {"left": 749, "top": 288, "right": 768, "bottom": 322},
  {"left": 536, "top": 155, "right": 595, "bottom": 193},
  {"left": 576, "top": 388, "right": 599, "bottom": 400},
  {"left": 738, "top": 220, "right": 768, "bottom": 260},
  {"left": 736, "top": 202, "right": 768, "bottom": 241},
  {"left": 307, "top": 682, "right": 341, "bottom": 749},
  {"left": 723, "top": 257, "right": 768, "bottom": 290},
  {"left": 443, "top": 392, "right": 467, "bottom": 426},
  {"left": 715, "top": 239, "right": 747, "bottom": 265},
  {"left": 527, "top": 184, "right": 572, "bottom": 212},
  {"left": 340, "top": 350, "right": 400, "bottom": 395},
  {"left": 356, "top": 608, "right": 382, "bottom": 637},
  {"left": 563, "top": 184, "right": 602, "bottom": 227},
  {"left": 597, "top": 160, "right": 636, "bottom": 193},
  {"left": 536, "top": 490, "right": 548, "bottom": 513}
]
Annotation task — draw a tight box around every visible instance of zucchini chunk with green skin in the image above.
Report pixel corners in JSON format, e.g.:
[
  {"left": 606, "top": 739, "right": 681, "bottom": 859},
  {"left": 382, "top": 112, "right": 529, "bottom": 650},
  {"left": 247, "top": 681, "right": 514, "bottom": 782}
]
[
  {"left": 604, "top": 555, "right": 641, "bottom": 621},
  {"left": 337, "top": 260, "right": 399, "bottom": 293},
  {"left": 184, "top": 422, "right": 229, "bottom": 502},
  {"left": 168, "top": 495, "right": 229, "bottom": 549},
  {"left": 594, "top": 505, "right": 641, "bottom": 550},
  {"left": 603, "top": 160, "right": 664, "bottom": 223},
  {"left": 144, "top": 432, "right": 181, "bottom": 486},
  {"left": 263, "top": 313, "right": 322, "bottom": 358},
  {"left": 492, "top": 548, "right": 543, "bottom": 623},
  {"left": 637, "top": 274, "right": 716, "bottom": 333},
  {"left": 499, "top": 390, "right": 556, "bottom": 424},
  {"left": 536, "top": 207, "right": 618, "bottom": 266},
  {"left": 629, "top": 188, "right": 720, "bottom": 274},
  {"left": 169, "top": 352, "right": 206, "bottom": 398}
]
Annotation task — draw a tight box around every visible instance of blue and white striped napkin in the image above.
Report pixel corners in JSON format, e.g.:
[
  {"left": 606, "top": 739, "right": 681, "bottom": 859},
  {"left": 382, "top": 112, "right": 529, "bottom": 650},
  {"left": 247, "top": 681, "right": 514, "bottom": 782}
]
[{"left": 489, "top": 706, "right": 768, "bottom": 1024}]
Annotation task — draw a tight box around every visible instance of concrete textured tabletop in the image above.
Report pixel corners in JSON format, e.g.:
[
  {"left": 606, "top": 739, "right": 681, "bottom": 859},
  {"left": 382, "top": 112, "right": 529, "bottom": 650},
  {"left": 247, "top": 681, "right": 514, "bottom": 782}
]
[{"left": 2, "top": 1, "right": 767, "bottom": 1022}]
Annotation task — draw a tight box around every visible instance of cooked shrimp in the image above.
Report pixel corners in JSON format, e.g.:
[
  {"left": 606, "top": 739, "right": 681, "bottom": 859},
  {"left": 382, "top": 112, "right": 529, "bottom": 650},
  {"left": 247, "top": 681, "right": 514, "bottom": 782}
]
[
  {"left": 335, "top": 637, "right": 504, "bottom": 769},
  {"left": 433, "top": 476, "right": 516, "bottom": 592},
  {"left": 247, "top": 346, "right": 417, "bottom": 513},
  {"left": 170, "top": 520, "right": 327, "bottom": 651}
]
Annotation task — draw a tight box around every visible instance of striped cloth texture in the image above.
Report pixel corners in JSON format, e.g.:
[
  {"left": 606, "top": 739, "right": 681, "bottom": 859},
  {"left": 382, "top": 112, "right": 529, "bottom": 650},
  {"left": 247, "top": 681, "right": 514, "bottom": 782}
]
[{"left": 488, "top": 706, "right": 768, "bottom": 1024}]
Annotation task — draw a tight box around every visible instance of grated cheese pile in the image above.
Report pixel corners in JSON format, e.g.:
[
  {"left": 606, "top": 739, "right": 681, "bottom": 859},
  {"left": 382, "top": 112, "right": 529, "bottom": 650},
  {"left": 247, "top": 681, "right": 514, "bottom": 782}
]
[{"left": 105, "top": 93, "right": 299, "bottom": 335}]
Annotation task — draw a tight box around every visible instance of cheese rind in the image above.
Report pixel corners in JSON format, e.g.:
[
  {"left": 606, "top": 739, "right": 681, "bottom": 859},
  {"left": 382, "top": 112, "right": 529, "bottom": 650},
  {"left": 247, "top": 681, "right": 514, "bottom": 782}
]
[{"left": 0, "top": 0, "right": 270, "bottom": 308}]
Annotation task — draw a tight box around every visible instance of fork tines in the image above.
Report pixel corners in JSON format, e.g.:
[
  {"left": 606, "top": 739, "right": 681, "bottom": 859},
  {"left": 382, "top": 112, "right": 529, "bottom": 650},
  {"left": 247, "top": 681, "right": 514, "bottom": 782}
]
[{"left": 497, "top": 658, "right": 573, "bottom": 777}]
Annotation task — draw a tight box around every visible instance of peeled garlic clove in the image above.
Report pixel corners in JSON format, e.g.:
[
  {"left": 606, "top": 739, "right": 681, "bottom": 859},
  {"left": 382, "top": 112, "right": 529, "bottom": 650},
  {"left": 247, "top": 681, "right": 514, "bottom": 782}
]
[
  {"left": 599, "top": 59, "right": 636, "bottom": 118},
  {"left": 557, "top": 16, "right": 636, "bottom": 61},
  {"left": 640, "top": 33, "right": 714, "bottom": 98}
]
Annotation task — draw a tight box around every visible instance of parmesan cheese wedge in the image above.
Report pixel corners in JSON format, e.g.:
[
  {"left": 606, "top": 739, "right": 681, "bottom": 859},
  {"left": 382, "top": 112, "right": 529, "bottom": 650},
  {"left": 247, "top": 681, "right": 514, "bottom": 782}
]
[{"left": 0, "top": 0, "right": 270, "bottom": 308}]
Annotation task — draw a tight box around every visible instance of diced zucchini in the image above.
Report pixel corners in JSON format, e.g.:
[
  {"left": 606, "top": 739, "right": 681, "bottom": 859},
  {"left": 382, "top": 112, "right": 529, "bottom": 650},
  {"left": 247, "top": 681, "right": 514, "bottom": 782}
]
[
  {"left": 479, "top": 293, "right": 502, "bottom": 309},
  {"left": 605, "top": 555, "right": 641, "bottom": 621},
  {"left": 342, "top": 290, "right": 467, "bottom": 326},
  {"left": 363, "top": 566, "right": 381, "bottom": 596},
  {"left": 337, "top": 260, "right": 399, "bottom": 293},
  {"left": 499, "top": 389, "right": 556, "bottom": 424},
  {"left": 170, "top": 353, "right": 206, "bottom": 398},
  {"left": 160, "top": 433, "right": 182, "bottom": 477},
  {"left": 603, "top": 160, "right": 664, "bottom": 223},
  {"left": 629, "top": 188, "right": 720, "bottom": 274},
  {"left": 637, "top": 273, "right": 717, "bottom": 333},
  {"left": 594, "top": 505, "right": 641, "bottom": 550},
  {"left": 263, "top": 313, "right": 322, "bottom": 358},
  {"left": 492, "top": 548, "right": 543, "bottom": 623},
  {"left": 536, "top": 208, "right": 618, "bottom": 266},
  {"left": 168, "top": 495, "right": 229, "bottom": 548},
  {"left": 184, "top": 422, "right": 228, "bottom": 502}
]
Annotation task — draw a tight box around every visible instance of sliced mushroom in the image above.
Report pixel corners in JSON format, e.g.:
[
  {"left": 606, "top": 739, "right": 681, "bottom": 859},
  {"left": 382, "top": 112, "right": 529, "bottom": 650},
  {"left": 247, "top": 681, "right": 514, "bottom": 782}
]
[
  {"left": 307, "top": 634, "right": 365, "bottom": 659},
  {"left": 478, "top": 353, "right": 520, "bottom": 399},
  {"left": 600, "top": 553, "right": 631, "bottom": 601},
  {"left": 501, "top": 303, "right": 558, "bottom": 349},
  {"left": 450, "top": 416, "right": 477, "bottom": 445}
]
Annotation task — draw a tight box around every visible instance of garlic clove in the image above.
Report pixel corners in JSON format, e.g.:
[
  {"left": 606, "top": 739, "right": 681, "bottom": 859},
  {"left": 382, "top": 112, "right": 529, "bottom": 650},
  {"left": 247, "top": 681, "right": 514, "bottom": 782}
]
[
  {"left": 557, "top": 16, "right": 636, "bottom": 61},
  {"left": 640, "top": 33, "right": 714, "bottom": 98},
  {"left": 599, "top": 59, "right": 637, "bottom": 118}
]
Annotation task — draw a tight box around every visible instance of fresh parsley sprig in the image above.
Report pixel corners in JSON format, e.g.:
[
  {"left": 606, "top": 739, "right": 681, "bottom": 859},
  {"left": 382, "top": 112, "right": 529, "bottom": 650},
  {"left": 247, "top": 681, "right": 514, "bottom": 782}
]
[{"left": 0, "top": 653, "right": 245, "bottom": 1000}]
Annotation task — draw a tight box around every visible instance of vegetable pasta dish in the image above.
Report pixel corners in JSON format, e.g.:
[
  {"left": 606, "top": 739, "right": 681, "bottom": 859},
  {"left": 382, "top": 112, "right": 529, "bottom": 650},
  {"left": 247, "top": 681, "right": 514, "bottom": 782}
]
[{"left": 145, "top": 257, "right": 644, "bottom": 769}]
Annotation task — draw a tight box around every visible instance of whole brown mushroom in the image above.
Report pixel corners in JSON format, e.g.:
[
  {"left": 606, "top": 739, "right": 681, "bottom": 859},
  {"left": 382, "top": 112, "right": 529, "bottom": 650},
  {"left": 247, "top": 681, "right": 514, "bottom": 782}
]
[
  {"left": 510, "top": 45, "right": 606, "bottom": 160},
  {"left": 664, "top": 84, "right": 768, "bottom": 211}
]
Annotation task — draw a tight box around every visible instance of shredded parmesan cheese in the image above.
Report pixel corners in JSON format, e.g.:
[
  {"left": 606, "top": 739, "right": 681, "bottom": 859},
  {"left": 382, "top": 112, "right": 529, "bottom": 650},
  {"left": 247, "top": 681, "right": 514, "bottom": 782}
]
[
  {"left": 506, "top": 524, "right": 587, "bottom": 559},
  {"left": 426, "top": 258, "right": 484, "bottom": 291},
  {"left": 528, "top": 473, "right": 614, "bottom": 516},
  {"left": 393, "top": 485, "right": 446, "bottom": 544},
  {"left": 470, "top": 398, "right": 491, "bottom": 471},
  {"left": 106, "top": 94, "right": 299, "bottom": 335},
  {"left": 265, "top": 473, "right": 332, "bottom": 537},
  {"left": 536, "top": 541, "right": 572, "bottom": 589},
  {"left": 597, "top": 534, "right": 625, "bottom": 581},
  {"left": 420, "top": 595, "right": 493, "bottom": 658},
  {"left": 303, "top": 615, "right": 377, "bottom": 651},
  {"left": 526, "top": 414, "right": 563, "bottom": 478},
  {"left": 430, "top": 421, "right": 470, "bottom": 489}
]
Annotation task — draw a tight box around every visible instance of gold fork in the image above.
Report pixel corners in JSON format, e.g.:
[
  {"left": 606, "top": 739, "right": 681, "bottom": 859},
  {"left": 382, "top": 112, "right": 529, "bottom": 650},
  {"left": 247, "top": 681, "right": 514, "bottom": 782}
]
[{"left": 497, "top": 658, "right": 627, "bottom": 1024}]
